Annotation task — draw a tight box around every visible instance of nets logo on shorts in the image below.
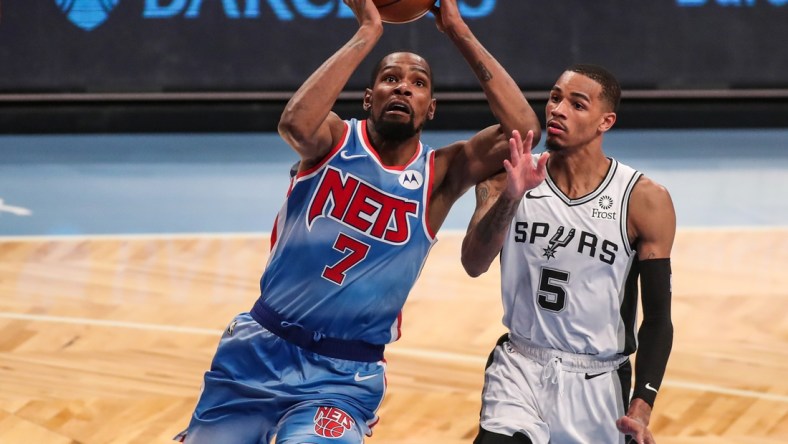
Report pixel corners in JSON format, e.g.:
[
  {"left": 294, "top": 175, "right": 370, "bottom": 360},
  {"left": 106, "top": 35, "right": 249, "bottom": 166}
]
[
  {"left": 313, "top": 406, "right": 354, "bottom": 438},
  {"left": 55, "top": 0, "right": 120, "bottom": 31}
]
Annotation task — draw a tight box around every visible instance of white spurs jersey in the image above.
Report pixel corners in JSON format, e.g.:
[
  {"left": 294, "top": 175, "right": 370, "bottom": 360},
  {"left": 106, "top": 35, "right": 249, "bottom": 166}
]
[{"left": 500, "top": 157, "right": 643, "bottom": 359}]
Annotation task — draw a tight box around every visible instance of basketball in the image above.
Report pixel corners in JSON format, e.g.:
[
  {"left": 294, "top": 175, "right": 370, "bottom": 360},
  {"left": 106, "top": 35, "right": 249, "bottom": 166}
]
[{"left": 373, "top": 0, "right": 436, "bottom": 24}]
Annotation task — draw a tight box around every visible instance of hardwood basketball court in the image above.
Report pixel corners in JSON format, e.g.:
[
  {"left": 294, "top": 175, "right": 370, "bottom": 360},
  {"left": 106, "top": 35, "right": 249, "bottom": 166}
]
[{"left": 1, "top": 228, "right": 786, "bottom": 443}]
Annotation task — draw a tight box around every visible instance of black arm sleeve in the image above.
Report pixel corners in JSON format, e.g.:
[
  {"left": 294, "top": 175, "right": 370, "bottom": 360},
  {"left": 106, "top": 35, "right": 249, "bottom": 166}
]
[{"left": 632, "top": 258, "right": 673, "bottom": 407}]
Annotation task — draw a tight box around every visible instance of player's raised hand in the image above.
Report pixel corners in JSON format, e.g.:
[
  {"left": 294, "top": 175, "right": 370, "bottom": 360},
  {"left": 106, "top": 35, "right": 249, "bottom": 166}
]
[
  {"left": 431, "top": 0, "right": 465, "bottom": 33},
  {"left": 344, "top": 0, "right": 382, "bottom": 27},
  {"left": 502, "top": 130, "right": 549, "bottom": 201}
]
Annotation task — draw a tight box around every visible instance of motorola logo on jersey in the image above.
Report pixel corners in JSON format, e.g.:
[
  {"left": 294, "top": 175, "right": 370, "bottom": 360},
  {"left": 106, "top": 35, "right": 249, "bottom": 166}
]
[
  {"left": 58, "top": 0, "right": 498, "bottom": 31},
  {"left": 591, "top": 195, "right": 617, "bottom": 221},
  {"left": 307, "top": 166, "right": 419, "bottom": 245},
  {"left": 56, "top": 0, "right": 120, "bottom": 31},
  {"left": 398, "top": 170, "right": 423, "bottom": 190},
  {"left": 513, "top": 221, "right": 618, "bottom": 265}
]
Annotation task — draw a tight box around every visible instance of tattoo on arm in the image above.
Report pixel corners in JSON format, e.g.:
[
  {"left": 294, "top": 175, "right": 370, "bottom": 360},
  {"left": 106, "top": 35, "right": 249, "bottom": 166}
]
[
  {"left": 478, "top": 184, "right": 490, "bottom": 203},
  {"left": 476, "top": 197, "right": 518, "bottom": 244},
  {"left": 350, "top": 38, "right": 368, "bottom": 51},
  {"left": 475, "top": 61, "right": 493, "bottom": 82}
]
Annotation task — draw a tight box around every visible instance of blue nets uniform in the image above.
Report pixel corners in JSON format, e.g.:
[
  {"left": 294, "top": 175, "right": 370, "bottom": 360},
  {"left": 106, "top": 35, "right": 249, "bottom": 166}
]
[
  {"left": 178, "top": 119, "right": 437, "bottom": 443},
  {"left": 255, "top": 118, "right": 436, "bottom": 345}
]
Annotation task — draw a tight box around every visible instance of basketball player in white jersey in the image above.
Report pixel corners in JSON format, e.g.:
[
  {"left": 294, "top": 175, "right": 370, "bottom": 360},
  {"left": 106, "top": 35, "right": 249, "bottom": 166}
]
[{"left": 462, "top": 65, "right": 676, "bottom": 444}]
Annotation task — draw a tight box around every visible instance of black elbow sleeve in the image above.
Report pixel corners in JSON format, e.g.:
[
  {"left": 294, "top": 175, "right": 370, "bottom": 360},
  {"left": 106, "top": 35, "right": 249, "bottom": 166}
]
[{"left": 632, "top": 258, "right": 673, "bottom": 407}]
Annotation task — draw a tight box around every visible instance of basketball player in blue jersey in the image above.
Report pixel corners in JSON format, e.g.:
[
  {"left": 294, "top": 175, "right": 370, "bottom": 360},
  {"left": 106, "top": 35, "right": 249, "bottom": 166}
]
[
  {"left": 462, "top": 65, "right": 676, "bottom": 444},
  {"left": 175, "top": 0, "right": 543, "bottom": 442}
]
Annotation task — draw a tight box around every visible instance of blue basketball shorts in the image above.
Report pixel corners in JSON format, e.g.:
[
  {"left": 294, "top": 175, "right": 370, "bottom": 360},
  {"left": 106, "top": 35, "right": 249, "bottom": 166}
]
[{"left": 175, "top": 313, "right": 387, "bottom": 444}]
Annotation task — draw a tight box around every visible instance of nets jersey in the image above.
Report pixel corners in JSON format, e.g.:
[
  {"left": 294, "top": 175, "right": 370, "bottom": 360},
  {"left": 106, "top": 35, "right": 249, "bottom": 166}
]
[
  {"left": 252, "top": 119, "right": 436, "bottom": 345},
  {"left": 500, "top": 157, "right": 643, "bottom": 359}
]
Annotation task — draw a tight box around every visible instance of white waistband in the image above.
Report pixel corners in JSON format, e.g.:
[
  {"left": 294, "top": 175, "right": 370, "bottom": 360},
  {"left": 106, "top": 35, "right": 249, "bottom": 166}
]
[{"left": 508, "top": 334, "right": 628, "bottom": 373}]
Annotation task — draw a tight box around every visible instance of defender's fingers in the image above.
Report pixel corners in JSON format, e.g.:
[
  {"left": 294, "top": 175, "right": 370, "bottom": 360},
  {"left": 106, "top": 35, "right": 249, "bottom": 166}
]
[
  {"left": 509, "top": 136, "right": 522, "bottom": 164},
  {"left": 522, "top": 130, "right": 534, "bottom": 153},
  {"left": 509, "top": 130, "right": 522, "bottom": 149},
  {"left": 536, "top": 152, "right": 550, "bottom": 172},
  {"left": 503, "top": 159, "right": 514, "bottom": 175}
]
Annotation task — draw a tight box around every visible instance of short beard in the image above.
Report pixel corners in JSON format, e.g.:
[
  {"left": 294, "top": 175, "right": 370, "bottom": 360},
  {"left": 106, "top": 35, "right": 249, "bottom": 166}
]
[
  {"left": 373, "top": 115, "right": 420, "bottom": 143},
  {"left": 545, "top": 138, "right": 564, "bottom": 152}
]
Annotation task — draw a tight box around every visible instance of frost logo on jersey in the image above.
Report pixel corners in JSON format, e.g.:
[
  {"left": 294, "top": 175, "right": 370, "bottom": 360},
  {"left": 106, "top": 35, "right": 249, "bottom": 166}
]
[
  {"left": 542, "top": 226, "right": 576, "bottom": 260},
  {"left": 308, "top": 166, "right": 419, "bottom": 244},
  {"left": 56, "top": 0, "right": 120, "bottom": 31},
  {"left": 592, "top": 195, "right": 617, "bottom": 220},
  {"left": 398, "top": 170, "right": 423, "bottom": 190},
  {"left": 313, "top": 406, "right": 354, "bottom": 438}
]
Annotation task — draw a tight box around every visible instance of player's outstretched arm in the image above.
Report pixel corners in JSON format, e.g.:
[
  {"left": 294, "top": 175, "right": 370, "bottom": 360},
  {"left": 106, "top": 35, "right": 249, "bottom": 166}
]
[
  {"left": 432, "top": 0, "right": 541, "bottom": 195},
  {"left": 278, "top": 0, "right": 383, "bottom": 165},
  {"left": 617, "top": 176, "right": 677, "bottom": 444},
  {"left": 461, "top": 131, "right": 548, "bottom": 277}
]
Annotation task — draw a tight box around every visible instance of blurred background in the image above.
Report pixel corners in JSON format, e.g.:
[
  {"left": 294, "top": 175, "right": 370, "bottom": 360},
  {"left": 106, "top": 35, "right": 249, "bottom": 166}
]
[{"left": 1, "top": 0, "right": 787, "bottom": 134}]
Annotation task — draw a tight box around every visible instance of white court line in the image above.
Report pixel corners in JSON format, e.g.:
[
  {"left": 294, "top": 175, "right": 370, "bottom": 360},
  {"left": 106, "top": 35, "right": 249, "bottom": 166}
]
[
  {"left": 0, "top": 312, "right": 220, "bottom": 336},
  {"left": 0, "top": 198, "right": 32, "bottom": 216},
  {"left": 2, "top": 311, "right": 787, "bottom": 404}
]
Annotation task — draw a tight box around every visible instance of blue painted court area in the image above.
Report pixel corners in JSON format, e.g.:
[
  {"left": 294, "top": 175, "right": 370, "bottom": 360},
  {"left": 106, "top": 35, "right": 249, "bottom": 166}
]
[{"left": 1, "top": 129, "right": 787, "bottom": 237}]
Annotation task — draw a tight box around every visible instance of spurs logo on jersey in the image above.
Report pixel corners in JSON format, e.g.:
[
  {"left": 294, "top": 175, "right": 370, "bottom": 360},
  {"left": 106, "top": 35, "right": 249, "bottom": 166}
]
[
  {"left": 307, "top": 166, "right": 419, "bottom": 244},
  {"left": 513, "top": 222, "right": 617, "bottom": 264},
  {"left": 542, "top": 226, "right": 576, "bottom": 260}
]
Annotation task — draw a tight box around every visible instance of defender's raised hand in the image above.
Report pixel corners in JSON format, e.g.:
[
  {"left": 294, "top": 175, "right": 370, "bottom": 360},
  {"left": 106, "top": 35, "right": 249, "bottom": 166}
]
[{"left": 502, "top": 130, "right": 549, "bottom": 201}]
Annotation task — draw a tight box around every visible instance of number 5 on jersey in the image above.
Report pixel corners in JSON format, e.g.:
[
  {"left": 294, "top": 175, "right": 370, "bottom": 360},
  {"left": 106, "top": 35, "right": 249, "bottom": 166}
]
[
  {"left": 322, "top": 233, "right": 371, "bottom": 285},
  {"left": 538, "top": 267, "right": 570, "bottom": 312}
]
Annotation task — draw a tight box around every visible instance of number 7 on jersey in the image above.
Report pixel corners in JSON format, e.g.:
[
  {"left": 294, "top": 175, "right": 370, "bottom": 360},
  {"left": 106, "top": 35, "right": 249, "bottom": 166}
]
[{"left": 322, "top": 233, "right": 371, "bottom": 285}]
